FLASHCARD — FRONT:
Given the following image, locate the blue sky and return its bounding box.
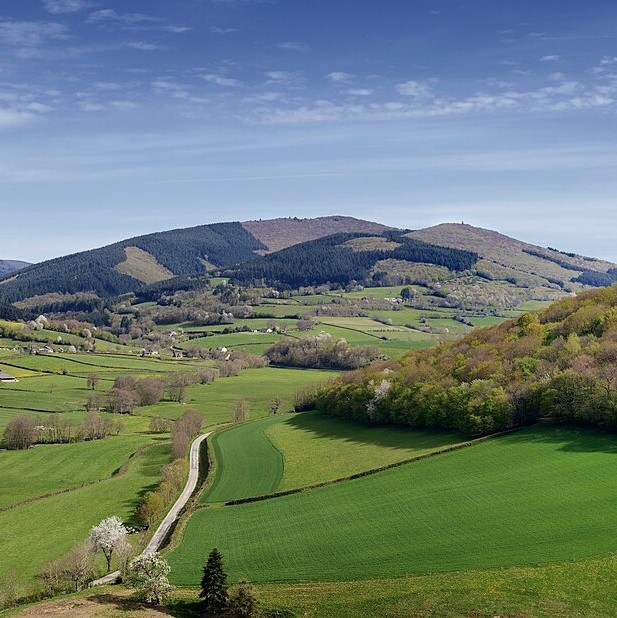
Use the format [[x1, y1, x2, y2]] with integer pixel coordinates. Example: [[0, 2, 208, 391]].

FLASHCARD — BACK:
[[1, 0, 617, 262]]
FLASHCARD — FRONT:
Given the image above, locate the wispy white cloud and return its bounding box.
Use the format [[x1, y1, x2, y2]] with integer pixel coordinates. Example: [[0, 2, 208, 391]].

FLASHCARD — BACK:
[[0, 107, 37, 129], [327, 71, 353, 83], [256, 67, 617, 125], [347, 88, 374, 96], [42, 0, 95, 14], [277, 41, 309, 52], [0, 19, 69, 47], [541, 55, 561, 62], [127, 41, 162, 51], [203, 73, 241, 87], [87, 9, 161, 25], [265, 71, 302, 86], [395, 80, 434, 98], [211, 26, 239, 34]]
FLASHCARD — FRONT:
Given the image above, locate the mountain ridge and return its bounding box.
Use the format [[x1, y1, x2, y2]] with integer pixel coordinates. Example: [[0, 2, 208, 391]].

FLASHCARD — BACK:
[[0, 216, 391, 306]]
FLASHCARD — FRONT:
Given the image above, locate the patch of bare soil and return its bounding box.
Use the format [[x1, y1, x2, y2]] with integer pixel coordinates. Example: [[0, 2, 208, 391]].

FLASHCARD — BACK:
[[13, 589, 172, 617]]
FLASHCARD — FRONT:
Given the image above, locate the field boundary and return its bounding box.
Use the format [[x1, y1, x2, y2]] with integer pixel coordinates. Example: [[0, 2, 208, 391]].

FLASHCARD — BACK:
[[0, 446, 145, 514], [219, 426, 523, 507]]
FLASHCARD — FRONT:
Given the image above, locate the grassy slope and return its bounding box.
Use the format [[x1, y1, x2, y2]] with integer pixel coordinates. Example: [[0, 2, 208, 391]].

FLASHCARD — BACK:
[[0, 435, 153, 509], [140, 367, 336, 425], [254, 554, 617, 617], [10, 555, 617, 617], [201, 417, 284, 503], [0, 439, 169, 585], [201, 413, 462, 503], [267, 412, 464, 490], [168, 426, 617, 584]]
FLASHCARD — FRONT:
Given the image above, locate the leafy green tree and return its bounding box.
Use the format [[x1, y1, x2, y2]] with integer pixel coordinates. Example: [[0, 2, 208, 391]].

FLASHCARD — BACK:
[[200, 548, 228, 614]]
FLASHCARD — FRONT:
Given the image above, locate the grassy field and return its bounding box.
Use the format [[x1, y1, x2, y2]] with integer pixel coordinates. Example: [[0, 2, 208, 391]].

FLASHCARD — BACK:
[[200, 412, 464, 502], [0, 439, 170, 585], [0, 435, 153, 509], [267, 413, 464, 490], [168, 425, 617, 584], [11, 552, 617, 617], [201, 416, 284, 503], [139, 367, 336, 426]]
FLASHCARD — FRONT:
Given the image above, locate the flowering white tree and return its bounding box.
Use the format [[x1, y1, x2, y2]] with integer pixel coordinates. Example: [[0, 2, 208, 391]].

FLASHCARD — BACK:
[[88, 516, 128, 572], [126, 552, 172, 604]]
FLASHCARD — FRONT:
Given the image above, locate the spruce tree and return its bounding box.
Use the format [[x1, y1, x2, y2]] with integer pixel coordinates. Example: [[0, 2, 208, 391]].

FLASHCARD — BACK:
[[200, 548, 229, 614]]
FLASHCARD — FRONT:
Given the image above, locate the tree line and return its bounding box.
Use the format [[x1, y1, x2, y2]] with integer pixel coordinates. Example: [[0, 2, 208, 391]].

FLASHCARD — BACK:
[[311, 285, 617, 435]]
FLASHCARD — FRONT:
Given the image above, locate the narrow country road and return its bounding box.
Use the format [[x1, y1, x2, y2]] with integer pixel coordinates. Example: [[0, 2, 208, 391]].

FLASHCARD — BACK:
[[91, 431, 211, 586]]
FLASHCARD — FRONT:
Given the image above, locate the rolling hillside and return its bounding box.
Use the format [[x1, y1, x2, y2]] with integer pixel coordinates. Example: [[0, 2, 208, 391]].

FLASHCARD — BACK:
[[0, 260, 30, 278], [0, 216, 389, 306], [230, 223, 617, 310], [409, 223, 617, 288], [242, 215, 392, 252]]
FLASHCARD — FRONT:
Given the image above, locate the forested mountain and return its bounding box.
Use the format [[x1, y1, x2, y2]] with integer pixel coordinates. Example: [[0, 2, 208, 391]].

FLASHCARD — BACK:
[[0, 217, 388, 306], [408, 223, 617, 290], [229, 232, 478, 288], [313, 285, 617, 436], [0, 260, 30, 278], [1, 219, 615, 311]]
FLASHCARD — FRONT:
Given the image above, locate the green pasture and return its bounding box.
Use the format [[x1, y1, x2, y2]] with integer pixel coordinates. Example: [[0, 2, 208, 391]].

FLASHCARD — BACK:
[[341, 286, 407, 299], [0, 374, 90, 412], [0, 434, 154, 509], [290, 294, 338, 305], [267, 412, 464, 489], [254, 554, 617, 618], [182, 318, 299, 333], [200, 412, 463, 503], [0, 438, 170, 585], [201, 416, 284, 503], [253, 304, 307, 318], [181, 331, 284, 350], [169, 426, 617, 584], [139, 367, 336, 427], [317, 316, 403, 332]]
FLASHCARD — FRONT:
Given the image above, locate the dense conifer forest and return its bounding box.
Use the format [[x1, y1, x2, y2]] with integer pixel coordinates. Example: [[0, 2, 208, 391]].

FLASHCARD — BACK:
[[230, 232, 478, 288], [0, 223, 266, 303]]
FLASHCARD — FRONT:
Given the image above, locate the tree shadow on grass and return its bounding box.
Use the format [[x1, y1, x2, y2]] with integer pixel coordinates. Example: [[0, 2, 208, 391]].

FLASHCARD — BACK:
[[498, 423, 617, 455], [283, 412, 617, 456], [280, 411, 462, 451], [91, 592, 172, 615]]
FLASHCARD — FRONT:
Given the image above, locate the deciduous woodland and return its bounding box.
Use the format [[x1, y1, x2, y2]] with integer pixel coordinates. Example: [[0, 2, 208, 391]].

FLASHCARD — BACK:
[[314, 286, 617, 435]]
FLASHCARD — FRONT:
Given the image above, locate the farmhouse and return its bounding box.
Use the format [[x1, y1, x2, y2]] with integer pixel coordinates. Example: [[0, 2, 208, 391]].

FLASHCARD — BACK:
[[0, 371, 18, 383]]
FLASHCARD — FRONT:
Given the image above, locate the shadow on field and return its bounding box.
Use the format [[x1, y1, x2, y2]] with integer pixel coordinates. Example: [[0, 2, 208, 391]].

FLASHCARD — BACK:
[[92, 592, 171, 614], [501, 424, 617, 455], [283, 413, 617, 456], [281, 411, 460, 450]]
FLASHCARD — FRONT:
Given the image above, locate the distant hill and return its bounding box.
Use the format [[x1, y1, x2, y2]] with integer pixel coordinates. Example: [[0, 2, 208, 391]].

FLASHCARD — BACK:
[[229, 223, 617, 310], [0, 216, 391, 306], [242, 216, 392, 252], [0, 260, 30, 278], [408, 223, 617, 289], [230, 231, 478, 289]]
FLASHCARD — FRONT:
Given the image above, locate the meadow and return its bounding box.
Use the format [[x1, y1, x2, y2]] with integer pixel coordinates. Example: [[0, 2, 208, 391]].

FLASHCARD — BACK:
[[0, 435, 154, 509], [200, 412, 465, 504], [0, 439, 169, 585], [168, 425, 617, 584]]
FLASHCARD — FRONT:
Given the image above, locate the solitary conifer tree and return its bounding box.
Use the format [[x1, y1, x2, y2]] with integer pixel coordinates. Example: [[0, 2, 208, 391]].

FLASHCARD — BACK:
[[200, 548, 228, 613]]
